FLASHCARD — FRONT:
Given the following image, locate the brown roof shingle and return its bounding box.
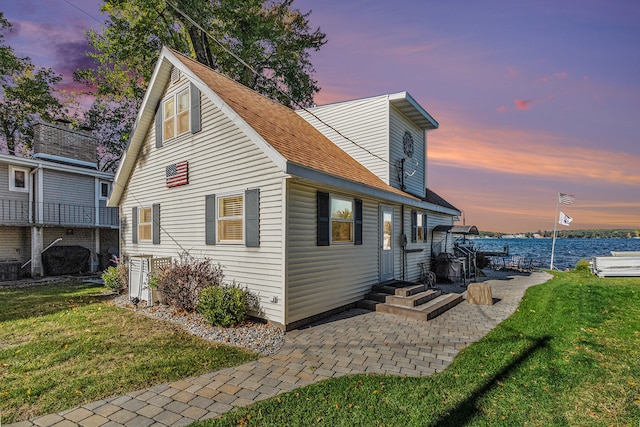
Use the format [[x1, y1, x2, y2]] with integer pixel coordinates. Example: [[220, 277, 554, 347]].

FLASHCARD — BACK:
[[170, 49, 412, 199]]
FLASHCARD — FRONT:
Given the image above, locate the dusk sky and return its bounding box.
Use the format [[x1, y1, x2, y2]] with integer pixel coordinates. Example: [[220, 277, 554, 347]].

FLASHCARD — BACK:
[[3, 0, 639, 233]]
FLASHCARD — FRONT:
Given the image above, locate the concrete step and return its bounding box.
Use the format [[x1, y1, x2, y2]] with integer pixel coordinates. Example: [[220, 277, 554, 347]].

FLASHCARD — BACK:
[[364, 292, 389, 303], [384, 289, 441, 307], [373, 293, 463, 321], [356, 299, 381, 311], [418, 293, 464, 320], [373, 283, 426, 297]]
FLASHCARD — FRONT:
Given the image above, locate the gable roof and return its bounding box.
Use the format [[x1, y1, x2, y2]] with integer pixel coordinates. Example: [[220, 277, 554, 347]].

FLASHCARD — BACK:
[[110, 47, 459, 216]]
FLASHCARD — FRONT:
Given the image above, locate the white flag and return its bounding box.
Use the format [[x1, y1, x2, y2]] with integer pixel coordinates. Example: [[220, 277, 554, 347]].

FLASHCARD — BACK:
[[559, 193, 575, 204], [559, 211, 573, 226]]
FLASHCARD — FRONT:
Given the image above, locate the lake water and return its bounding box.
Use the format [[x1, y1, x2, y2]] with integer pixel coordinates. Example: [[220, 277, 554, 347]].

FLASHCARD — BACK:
[[470, 238, 640, 271]]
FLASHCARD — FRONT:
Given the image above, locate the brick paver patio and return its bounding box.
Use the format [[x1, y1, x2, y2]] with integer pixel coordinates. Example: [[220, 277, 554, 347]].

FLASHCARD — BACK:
[[7, 270, 551, 427]]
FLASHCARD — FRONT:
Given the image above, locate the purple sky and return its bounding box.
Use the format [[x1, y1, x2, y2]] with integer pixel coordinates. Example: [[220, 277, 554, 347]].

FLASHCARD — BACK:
[[4, 0, 639, 232]]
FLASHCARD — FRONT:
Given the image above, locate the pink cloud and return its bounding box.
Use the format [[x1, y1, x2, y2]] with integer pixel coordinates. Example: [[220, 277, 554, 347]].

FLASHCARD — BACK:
[[514, 99, 533, 110], [496, 105, 507, 112], [555, 71, 568, 78]]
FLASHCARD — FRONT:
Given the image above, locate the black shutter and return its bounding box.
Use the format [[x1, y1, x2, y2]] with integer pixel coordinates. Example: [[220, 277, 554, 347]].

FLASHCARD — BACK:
[[132, 207, 138, 244], [245, 189, 260, 247], [205, 194, 216, 245], [317, 192, 330, 246], [152, 203, 161, 244], [411, 210, 418, 243], [423, 214, 428, 242], [190, 83, 201, 133], [155, 105, 163, 148], [354, 198, 363, 245]]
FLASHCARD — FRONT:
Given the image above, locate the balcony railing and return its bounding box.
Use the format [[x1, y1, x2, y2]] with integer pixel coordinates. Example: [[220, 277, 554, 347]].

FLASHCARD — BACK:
[[0, 198, 119, 227]]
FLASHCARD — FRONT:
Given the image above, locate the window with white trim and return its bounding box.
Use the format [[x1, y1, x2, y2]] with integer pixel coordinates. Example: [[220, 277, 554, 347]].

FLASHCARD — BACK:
[[162, 88, 190, 142], [217, 193, 244, 243], [331, 195, 354, 243], [138, 207, 152, 242], [99, 181, 111, 199], [417, 214, 425, 241], [9, 166, 29, 192]]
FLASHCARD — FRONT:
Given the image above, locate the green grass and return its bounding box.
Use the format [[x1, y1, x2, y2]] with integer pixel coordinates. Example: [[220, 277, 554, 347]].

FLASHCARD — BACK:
[[197, 271, 640, 426], [0, 281, 258, 423]]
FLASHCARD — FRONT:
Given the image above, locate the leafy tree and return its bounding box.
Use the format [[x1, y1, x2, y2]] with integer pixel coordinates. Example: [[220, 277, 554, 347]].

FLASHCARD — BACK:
[[76, 0, 326, 171], [0, 14, 64, 155]]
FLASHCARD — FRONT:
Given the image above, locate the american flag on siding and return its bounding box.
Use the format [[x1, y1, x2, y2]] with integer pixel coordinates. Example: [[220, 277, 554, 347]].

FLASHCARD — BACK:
[[166, 161, 189, 188]]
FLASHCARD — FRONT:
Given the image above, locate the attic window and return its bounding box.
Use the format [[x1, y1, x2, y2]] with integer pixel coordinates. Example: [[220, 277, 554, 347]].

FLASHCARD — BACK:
[[170, 67, 180, 83], [162, 88, 190, 141]]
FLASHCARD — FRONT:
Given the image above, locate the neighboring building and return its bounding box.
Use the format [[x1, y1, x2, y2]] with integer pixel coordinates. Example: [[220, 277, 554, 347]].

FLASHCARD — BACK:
[[109, 47, 460, 329], [0, 122, 119, 280]]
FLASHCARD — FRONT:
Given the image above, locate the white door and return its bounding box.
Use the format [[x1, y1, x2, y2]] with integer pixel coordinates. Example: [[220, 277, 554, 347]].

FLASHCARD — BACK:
[[380, 205, 394, 282]]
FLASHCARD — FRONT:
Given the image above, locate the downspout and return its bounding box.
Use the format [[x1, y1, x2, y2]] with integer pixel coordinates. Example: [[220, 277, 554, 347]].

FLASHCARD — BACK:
[[401, 205, 405, 280]]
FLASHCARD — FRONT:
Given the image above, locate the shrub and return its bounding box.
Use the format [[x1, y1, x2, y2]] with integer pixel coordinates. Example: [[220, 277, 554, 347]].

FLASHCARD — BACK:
[[197, 284, 251, 327], [575, 258, 591, 272], [101, 258, 128, 294], [156, 254, 224, 312]]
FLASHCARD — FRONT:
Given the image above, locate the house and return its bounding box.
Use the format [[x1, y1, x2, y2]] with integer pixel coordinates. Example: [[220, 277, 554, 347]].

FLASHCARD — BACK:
[[109, 47, 461, 329], [0, 122, 119, 280]]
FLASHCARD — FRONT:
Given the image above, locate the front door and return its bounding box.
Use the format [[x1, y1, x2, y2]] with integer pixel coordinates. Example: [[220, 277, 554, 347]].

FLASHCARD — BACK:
[[380, 205, 394, 282]]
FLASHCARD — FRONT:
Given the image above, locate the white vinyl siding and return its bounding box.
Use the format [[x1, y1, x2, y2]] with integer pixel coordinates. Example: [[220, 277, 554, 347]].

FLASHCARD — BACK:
[[297, 96, 390, 182], [389, 105, 425, 197], [0, 226, 30, 263], [286, 181, 380, 325], [119, 89, 287, 324], [42, 170, 95, 207]]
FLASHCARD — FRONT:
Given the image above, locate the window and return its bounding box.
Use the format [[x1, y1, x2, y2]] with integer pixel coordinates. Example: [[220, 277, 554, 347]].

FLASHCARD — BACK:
[[162, 88, 190, 142], [100, 181, 111, 199], [317, 192, 362, 246], [331, 196, 354, 243], [411, 211, 428, 243], [9, 166, 29, 192], [138, 207, 152, 242], [217, 193, 244, 243], [417, 214, 425, 241]]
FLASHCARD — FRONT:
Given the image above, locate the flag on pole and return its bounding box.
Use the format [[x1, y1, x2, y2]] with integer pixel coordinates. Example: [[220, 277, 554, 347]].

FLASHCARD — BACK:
[[559, 211, 573, 226], [166, 161, 189, 188], [559, 193, 575, 204]]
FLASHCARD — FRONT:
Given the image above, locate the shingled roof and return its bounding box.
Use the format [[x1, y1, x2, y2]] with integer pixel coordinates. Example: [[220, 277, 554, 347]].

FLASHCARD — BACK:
[[169, 49, 411, 197], [110, 47, 459, 216]]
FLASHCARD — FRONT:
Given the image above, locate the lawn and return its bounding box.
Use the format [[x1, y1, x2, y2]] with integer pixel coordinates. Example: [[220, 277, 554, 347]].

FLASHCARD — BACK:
[[0, 281, 258, 423], [197, 270, 640, 426]]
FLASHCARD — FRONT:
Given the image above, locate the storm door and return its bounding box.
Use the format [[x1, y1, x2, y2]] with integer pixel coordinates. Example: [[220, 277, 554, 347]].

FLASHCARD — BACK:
[[380, 205, 394, 282]]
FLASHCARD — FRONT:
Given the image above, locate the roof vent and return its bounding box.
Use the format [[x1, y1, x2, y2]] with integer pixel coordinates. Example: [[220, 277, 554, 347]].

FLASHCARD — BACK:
[[170, 67, 180, 83]]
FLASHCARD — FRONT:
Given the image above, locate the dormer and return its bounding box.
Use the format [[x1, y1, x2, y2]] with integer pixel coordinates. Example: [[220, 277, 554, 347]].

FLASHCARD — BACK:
[[296, 92, 438, 199]]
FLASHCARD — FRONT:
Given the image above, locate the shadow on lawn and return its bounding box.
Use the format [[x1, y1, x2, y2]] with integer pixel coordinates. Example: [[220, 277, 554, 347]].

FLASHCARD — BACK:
[[430, 335, 553, 427], [0, 282, 113, 322]]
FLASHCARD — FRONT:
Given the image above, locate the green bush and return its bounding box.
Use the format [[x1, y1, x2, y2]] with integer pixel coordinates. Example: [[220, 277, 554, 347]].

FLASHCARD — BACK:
[[575, 258, 591, 272], [197, 284, 250, 327], [101, 262, 128, 294]]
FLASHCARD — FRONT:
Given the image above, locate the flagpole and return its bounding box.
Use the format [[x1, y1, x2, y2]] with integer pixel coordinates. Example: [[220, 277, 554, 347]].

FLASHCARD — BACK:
[[550, 192, 559, 270]]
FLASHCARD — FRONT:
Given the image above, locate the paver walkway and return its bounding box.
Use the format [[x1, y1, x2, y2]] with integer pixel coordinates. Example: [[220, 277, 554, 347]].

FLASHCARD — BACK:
[[7, 270, 551, 427]]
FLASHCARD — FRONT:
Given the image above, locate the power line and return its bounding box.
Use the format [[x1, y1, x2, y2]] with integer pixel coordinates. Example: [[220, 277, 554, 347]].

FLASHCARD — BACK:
[[60, 0, 104, 25], [165, 0, 393, 168]]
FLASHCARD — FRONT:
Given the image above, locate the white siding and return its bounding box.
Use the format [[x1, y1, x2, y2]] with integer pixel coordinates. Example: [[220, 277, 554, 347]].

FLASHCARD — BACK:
[[0, 226, 30, 263], [44, 227, 95, 252], [43, 170, 95, 206], [120, 78, 288, 325], [285, 181, 381, 325], [389, 105, 425, 197], [297, 96, 390, 182]]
